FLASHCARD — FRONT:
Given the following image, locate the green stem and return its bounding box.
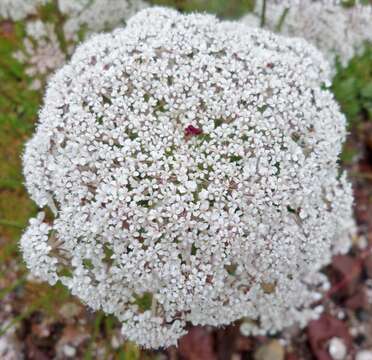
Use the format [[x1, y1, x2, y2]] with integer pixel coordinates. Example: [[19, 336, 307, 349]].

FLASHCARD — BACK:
[[275, 7, 289, 32], [84, 312, 104, 359], [260, 0, 267, 27]]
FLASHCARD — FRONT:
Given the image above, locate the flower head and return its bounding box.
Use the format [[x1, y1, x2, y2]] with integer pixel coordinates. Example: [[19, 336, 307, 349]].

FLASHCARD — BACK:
[[0, 0, 46, 20], [11, 0, 149, 89], [243, 0, 372, 69], [22, 7, 354, 348]]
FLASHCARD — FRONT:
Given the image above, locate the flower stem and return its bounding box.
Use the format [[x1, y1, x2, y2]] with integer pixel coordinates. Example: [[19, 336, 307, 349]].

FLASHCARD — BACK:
[[260, 0, 267, 27]]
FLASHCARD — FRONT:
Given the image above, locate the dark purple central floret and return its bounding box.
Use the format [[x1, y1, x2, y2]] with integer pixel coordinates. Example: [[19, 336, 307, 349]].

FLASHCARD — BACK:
[[184, 125, 203, 138]]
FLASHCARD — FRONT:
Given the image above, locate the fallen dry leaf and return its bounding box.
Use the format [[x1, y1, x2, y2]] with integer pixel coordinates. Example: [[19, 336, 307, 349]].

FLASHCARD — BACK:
[[307, 314, 352, 360], [179, 326, 216, 360], [330, 255, 362, 299]]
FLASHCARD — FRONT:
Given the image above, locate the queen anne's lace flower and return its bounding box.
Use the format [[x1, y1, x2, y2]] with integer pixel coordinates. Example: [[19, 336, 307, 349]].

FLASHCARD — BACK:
[[59, 0, 148, 41], [12, 0, 148, 89], [21, 7, 355, 348], [243, 0, 372, 68], [20, 212, 59, 285], [0, 0, 46, 20], [13, 21, 67, 90]]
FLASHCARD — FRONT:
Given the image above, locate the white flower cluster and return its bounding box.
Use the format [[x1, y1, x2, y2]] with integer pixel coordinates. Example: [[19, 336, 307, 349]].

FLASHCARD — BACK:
[[13, 21, 67, 90], [243, 0, 372, 68], [59, 0, 148, 40], [11, 0, 148, 89], [21, 7, 355, 348], [0, 0, 46, 20], [20, 212, 59, 285]]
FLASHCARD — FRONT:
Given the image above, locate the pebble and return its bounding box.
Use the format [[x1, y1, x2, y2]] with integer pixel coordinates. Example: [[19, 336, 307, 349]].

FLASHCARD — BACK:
[[59, 302, 81, 319], [231, 354, 241, 360], [357, 235, 368, 250], [111, 335, 122, 349], [328, 337, 347, 360], [356, 350, 372, 360], [337, 310, 346, 320], [254, 340, 284, 360], [63, 344, 76, 358], [0, 333, 22, 360], [350, 327, 361, 337], [278, 338, 287, 346]]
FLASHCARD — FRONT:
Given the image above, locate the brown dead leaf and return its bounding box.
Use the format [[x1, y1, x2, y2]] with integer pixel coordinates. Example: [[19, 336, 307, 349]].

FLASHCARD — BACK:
[[362, 122, 372, 152], [353, 185, 371, 227], [0, 20, 14, 38], [56, 325, 90, 347], [307, 314, 352, 360], [235, 336, 254, 352], [31, 322, 51, 338], [25, 335, 50, 360], [330, 255, 362, 298], [285, 353, 301, 360], [179, 326, 216, 360], [345, 288, 367, 310], [364, 254, 372, 278]]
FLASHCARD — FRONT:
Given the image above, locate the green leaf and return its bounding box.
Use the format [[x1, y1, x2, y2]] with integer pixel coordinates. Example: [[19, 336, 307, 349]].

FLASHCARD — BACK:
[[361, 83, 372, 99]]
